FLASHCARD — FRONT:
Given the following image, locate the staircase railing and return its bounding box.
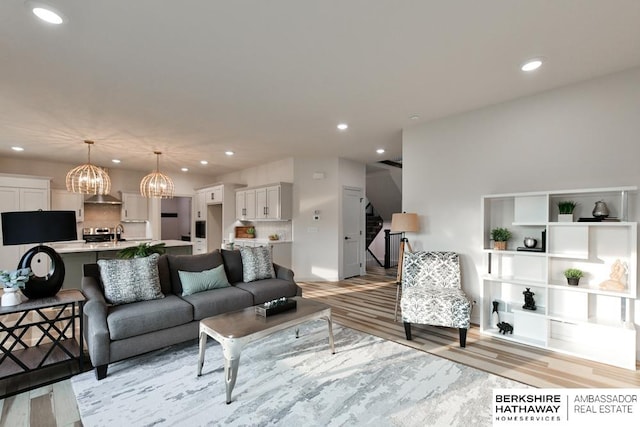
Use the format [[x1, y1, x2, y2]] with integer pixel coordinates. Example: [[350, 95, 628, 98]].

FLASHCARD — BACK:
[[384, 229, 402, 269]]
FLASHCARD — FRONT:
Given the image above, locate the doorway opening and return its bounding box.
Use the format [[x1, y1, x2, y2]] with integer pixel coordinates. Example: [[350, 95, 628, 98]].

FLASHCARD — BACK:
[[161, 197, 192, 241]]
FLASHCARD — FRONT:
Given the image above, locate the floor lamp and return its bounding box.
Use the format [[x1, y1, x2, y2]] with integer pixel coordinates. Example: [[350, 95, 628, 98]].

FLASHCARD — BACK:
[[391, 212, 419, 321]]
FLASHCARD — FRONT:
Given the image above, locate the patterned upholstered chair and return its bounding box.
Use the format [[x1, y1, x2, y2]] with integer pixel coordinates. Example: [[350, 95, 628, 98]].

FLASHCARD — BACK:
[[400, 251, 472, 347]]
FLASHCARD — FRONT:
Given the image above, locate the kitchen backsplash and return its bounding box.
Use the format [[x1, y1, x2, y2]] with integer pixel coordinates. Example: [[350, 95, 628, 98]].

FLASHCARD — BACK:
[[233, 221, 292, 241], [84, 204, 147, 238]]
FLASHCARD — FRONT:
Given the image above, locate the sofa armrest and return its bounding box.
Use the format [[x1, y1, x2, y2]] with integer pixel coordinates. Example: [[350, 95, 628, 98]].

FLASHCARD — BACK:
[[82, 275, 111, 367], [273, 263, 294, 282]]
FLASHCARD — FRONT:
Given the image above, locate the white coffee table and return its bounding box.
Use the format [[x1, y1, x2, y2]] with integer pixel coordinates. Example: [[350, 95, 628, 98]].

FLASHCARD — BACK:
[[197, 297, 335, 403]]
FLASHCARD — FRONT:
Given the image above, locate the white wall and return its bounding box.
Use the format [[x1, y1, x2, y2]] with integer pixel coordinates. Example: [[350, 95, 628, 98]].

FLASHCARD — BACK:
[[402, 67, 640, 357]]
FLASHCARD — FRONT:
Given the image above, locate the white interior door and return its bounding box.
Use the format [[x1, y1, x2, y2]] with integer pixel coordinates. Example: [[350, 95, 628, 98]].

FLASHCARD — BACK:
[[342, 187, 363, 279]]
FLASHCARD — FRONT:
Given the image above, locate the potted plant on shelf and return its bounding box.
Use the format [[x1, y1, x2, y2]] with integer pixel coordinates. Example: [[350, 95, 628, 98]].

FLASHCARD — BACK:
[[557, 201, 577, 222], [0, 268, 32, 306], [490, 227, 511, 250], [564, 268, 584, 286], [246, 227, 255, 238], [117, 242, 167, 259]]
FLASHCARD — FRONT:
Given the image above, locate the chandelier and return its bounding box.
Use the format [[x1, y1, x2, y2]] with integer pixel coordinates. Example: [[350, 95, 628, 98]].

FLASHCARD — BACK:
[[66, 140, 111, 194], [140, 151, 175, 198]]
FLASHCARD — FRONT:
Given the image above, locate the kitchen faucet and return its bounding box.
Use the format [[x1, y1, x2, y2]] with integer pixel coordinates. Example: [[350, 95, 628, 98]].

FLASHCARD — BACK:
[[114, 223, 125, 243]]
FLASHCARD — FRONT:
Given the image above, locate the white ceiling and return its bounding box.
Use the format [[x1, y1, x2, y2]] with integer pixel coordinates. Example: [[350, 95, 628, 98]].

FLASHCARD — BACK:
[[1, 1, 640, 176]]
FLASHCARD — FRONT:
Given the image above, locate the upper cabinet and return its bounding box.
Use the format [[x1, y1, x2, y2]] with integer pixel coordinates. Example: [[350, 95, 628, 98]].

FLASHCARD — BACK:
[[205, 185, 223, 204], [194, 191, 206, 220], [236, 183, 292, 221], [120, 192, 148, 222], [51, 189, 84, 222]]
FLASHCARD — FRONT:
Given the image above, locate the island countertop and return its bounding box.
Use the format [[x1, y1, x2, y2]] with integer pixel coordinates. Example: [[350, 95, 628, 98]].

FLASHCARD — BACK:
[[52, 239, 193, 254]]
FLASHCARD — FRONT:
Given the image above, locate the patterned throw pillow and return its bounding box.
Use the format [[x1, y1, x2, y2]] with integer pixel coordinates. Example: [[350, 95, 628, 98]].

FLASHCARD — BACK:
[[239, 246, 276, 283], [178, 265, 231, 296], [98, 253, 164, 305]]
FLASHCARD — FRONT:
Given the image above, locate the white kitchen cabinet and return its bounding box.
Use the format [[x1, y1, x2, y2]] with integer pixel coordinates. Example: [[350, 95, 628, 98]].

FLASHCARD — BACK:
[[205, 185, 223, 204], [194, 191, 206, 220], [481, 186, 637, 369], [0, 174, 50, 271], [235, 183, 291, 221], [193, 238, 207, 254], [236, 189, 256, 220], [51, 189, 84, 222], [120, 192, 148, 221]]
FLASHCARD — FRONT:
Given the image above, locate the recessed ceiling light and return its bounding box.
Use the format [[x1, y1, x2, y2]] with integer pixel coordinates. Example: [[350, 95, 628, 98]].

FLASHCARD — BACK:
[[29, 3, 64, 25], [225, 151, 235, 156], [200, 160, 208, 165], [521, 58, 544, 72], [111, 159, 121, 164], [11, 146, 25, 151], [376, 149, 385, 154], [337, 123, 348, 131], [409, 114, 420, 121], [181, 167, 189, 172]]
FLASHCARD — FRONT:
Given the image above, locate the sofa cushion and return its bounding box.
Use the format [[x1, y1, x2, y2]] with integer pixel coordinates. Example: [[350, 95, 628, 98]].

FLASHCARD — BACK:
[[239, 246, 276, 282], [157, 254, 172, 294], [235, 278, 299, 305], [167, 251, 223, 295], [221, 249, 243, 284], [180, 286, 254, 320], [107, 295, 193, 340], [178, 265, 230, 296], [98, 254, 164, 305]]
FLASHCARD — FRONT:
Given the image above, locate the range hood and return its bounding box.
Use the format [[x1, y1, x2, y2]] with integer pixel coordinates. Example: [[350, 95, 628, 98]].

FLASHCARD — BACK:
[[84, 194, 122, 205]]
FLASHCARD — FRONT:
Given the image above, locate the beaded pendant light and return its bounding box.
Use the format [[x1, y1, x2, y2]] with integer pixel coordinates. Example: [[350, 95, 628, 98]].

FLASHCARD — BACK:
[[65, 140, 111, 194], [140, 151, 174, 198]]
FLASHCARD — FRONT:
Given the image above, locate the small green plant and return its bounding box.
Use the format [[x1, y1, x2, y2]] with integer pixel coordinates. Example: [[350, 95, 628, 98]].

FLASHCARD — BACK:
[[490, 227, 512, 242], [563, 268, 584, 279], [558, 201, 577, 214], [117, 242, 167, 259], [0, 268, 33, 289], [247, 227, 255, 236]]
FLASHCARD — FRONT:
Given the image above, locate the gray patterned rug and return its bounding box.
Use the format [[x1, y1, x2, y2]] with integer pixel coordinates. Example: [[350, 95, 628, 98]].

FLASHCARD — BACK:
[[71, 322, 528, 426]]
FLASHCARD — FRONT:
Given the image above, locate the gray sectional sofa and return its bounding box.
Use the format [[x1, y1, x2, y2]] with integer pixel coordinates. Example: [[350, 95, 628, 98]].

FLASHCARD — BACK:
[[82, 249, 301, 380]]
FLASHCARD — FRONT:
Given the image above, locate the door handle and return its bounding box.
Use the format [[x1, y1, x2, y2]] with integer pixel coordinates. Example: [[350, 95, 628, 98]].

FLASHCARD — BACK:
[[344, 236, 350, 240]]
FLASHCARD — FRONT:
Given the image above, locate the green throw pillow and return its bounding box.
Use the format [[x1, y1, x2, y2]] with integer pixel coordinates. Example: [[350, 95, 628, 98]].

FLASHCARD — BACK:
[[178, 265, 231, 296]]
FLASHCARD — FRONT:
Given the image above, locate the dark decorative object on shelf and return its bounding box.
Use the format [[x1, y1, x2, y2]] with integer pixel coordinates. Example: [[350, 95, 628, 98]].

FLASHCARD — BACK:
[[522, 287, 537, 311], [517, 230, 546, 252], [491, 301, 500, 327], [255, 297, 297, 317], [497, 322, 513, 334], [592, 200, 610, 219], [1, 210, 77, 299]]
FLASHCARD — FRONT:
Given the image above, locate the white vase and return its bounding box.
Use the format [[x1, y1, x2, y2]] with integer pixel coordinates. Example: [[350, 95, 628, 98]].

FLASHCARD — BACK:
[[1, 288, 22, 306], [558, 214, 573, 222]]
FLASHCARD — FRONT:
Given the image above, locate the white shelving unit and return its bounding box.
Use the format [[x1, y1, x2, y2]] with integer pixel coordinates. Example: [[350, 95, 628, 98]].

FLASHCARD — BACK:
[[481, 186, 637, 370]]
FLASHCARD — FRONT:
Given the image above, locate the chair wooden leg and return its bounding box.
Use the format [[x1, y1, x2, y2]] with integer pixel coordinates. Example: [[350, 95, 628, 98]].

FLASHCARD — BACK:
[[459, 328, 467, 348], [404, 322, 412, 340], [394, 282, 401, 321]]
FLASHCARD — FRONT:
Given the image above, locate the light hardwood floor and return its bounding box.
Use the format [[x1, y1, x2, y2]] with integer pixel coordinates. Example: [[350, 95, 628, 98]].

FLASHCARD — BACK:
[[2, 269, 639, 426]]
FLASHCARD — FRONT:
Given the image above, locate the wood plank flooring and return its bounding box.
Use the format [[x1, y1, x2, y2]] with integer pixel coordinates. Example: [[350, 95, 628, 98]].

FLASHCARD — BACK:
[[2, 268, 639, 426]]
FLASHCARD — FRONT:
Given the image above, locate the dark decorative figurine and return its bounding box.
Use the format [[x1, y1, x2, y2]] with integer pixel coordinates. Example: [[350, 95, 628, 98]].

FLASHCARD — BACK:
[[522, 287, 537, 311], [497, 322, 513, 334]]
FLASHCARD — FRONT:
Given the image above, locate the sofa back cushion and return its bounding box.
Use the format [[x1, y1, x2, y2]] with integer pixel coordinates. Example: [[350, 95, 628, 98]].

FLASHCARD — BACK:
[[97, 253, 164, 305], [221, 249, 244, 284], [167, 250, 224, 295], [157, 254, 172, 294]]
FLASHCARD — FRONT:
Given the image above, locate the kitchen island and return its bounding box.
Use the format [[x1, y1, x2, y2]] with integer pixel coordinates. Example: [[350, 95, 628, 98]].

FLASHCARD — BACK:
[[51, 240, 193, 291]]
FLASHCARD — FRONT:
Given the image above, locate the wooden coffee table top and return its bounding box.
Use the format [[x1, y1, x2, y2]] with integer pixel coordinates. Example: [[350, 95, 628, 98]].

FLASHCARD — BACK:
[[200, 297, 330, 339]]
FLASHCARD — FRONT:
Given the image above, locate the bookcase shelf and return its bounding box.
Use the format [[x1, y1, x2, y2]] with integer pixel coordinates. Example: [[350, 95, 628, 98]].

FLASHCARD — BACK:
[[481, 186, 637, 370]]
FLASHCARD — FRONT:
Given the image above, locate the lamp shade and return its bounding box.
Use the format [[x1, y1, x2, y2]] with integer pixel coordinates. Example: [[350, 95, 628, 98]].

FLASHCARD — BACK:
[[391, 213, 419, 233], [1, 210, 77, 245]]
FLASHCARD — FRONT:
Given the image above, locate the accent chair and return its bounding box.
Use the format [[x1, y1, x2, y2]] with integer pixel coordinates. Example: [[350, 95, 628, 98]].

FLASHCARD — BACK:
[[400, 251, 472, 347]]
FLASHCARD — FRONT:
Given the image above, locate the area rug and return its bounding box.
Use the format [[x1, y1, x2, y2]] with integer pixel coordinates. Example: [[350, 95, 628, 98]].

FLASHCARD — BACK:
[[71, 322, 528, 426]]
